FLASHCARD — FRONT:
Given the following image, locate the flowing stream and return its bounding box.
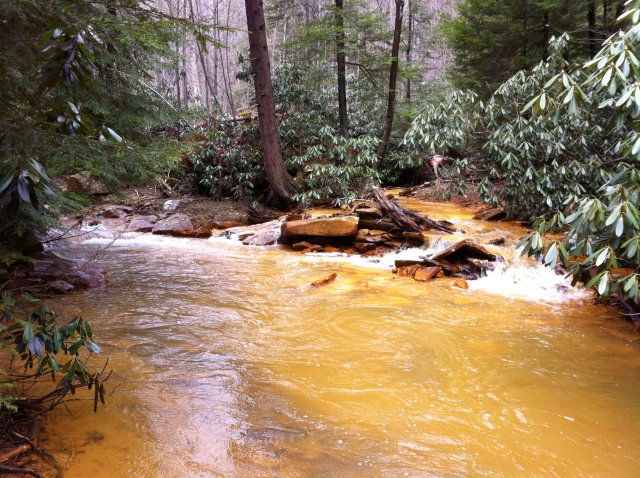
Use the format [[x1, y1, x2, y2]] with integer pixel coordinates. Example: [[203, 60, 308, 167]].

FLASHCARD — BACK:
[[44, 199, 640, 477]]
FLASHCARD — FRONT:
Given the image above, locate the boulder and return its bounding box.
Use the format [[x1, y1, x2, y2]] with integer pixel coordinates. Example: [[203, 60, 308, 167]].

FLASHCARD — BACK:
[[281, 216, 359, 241], [48, 280, 75, 294], [234, 219, 283, 246], [473, 207, 506, 221], [69, 268, 108, 288], [152, 214, 194, 236], [66, 171, 109, 195], [163, 199, 182, 212], [242, 227, 281, 246], [128, 215, 158, 233]]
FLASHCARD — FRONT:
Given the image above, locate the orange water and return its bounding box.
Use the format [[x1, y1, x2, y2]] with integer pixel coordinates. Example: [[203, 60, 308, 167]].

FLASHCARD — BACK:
[[44, 200, 640, 477]]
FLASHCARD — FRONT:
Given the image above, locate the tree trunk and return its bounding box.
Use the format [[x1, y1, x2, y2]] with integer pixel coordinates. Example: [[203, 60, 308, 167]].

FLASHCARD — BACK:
[[181, 0, 188, 108], [405, 0, 413, 102], [377, 0, 404, 162], [542, 11, 550, 61], [244, 0, 292, 209], [588, 1, 597, 58], [335, 0, 349, 137]]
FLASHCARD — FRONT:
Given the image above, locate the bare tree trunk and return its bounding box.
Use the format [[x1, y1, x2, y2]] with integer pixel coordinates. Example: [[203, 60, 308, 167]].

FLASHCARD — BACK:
[[181, 0, 188, 109], [588, 1, 597, 58], [377, 0, 404, 162], [188, 0, 222, 113], [244, 0, 292, 209], [405, 0, 412, 102], [542, 11, 550, 61], [173, 0, 182, 108], [335, 0, 349, 137], [222, 0, 237, 118]]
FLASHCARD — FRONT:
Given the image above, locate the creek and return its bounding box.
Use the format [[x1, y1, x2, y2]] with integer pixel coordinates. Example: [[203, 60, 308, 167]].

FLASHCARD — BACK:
[[44, 199, 640, 477]]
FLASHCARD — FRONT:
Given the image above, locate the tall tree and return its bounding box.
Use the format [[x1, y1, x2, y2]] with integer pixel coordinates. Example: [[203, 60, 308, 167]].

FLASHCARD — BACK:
[[405, 0, 413, 102], [588, 1, 597, 58], [244, 0, 292, 209], [378, 0, 404, 161], [335, 0, 349, 137]]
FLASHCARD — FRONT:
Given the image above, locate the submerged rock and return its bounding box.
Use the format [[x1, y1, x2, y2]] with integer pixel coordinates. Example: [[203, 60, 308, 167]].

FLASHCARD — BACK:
[[47, 280, 75, 293], [453, 278, 469, 290], [281, 216, 359, 242], [152, 214, 194, 236], [311, 273, 337, 287]]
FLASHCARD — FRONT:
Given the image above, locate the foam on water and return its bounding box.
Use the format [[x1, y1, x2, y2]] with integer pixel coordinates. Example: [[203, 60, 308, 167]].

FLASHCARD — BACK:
[[78, 224, 587, 303], [469, 253, 590, 302]]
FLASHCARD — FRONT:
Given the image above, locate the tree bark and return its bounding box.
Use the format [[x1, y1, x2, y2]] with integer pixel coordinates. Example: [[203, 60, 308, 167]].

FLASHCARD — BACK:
[[542, 11, 550, 61], [335, 0, 349, 137], [588, 1, 597, 58], [377, 0, 404, 162], [405, 0, 413, 102], [244, 0, 292, 209]]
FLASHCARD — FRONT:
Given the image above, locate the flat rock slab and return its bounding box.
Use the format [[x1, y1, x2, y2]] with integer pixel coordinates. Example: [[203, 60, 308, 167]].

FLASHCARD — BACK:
[[281, 216, 359, 241], [431, 240, 498, 263], [152, 214, 194, 236], [473, 207, 506, 221]]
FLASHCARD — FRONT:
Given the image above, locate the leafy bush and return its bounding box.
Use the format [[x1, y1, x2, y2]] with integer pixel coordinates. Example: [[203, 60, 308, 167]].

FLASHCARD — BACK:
[[289, 126, 380, 206], [405, 1, 640, 304], [190, 118, 266, 199], [191, 64, 409, 205], [0, 293, 106, 411]]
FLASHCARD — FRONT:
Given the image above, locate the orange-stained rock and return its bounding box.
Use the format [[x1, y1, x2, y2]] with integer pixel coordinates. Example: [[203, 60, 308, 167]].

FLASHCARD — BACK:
[[473, 207, 506, 221], [311, 273, 337, 287], [292, 241, 318, 251], [281, 216, 359, 241], [453, 278, 469, 290], [211, 220, 248, 229], [413, 266, 442, 282], [152, 214, 194, 236], [323, 246, 341, 253], [398, 265, 421, 277], [301, 245, 324, 253]]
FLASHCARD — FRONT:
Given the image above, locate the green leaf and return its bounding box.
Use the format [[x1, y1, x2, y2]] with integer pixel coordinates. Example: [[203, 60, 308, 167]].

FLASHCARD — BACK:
[[597, 273, 609, 295], [615, 217, 624, 237], [595, 248, 609, 266]]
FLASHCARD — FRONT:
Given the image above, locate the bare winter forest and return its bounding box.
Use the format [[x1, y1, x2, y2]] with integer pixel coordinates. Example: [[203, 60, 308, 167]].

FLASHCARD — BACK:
[[157, 0, 460, 114]]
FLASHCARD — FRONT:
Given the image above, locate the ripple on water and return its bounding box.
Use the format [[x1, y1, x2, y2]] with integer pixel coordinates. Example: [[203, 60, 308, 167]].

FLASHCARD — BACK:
[[44, 203, 640, 477]]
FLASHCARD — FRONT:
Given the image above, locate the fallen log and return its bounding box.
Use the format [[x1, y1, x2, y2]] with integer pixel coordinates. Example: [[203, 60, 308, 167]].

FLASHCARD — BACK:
[[370, 187, 455, 234]]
